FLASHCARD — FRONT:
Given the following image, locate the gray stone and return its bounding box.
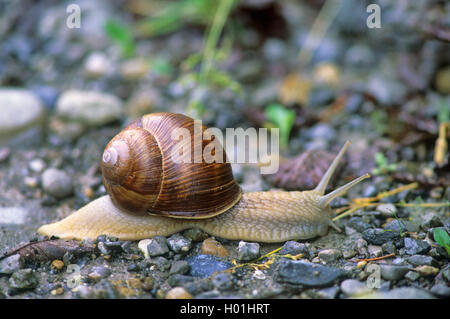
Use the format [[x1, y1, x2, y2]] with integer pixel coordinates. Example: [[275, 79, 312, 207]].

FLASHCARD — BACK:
[[167, 234, 192, 254], [376, 203, 397, 217], [356, 238, 368, 256], [0, 88, 45, 142], [0, 254, 21, 274], [367, 245, 383, 257], [340, 279, 372, 297], [316, 286, 339, 299], [187, 254, 233, 278], [379, 264, 409, 281], [146, 236, 169, 257], [406, 255, 437, 267], [420, 212, 442, 230], [41, 168, 73, 199], [147, 256, 170, 271], [276, 260, 345, 287], [0, 207, 27, 225], [381, 242, 397, 255], [9, 269, 39, 290], [404, 271, 420, 281], [57, 90, 123, 126], [347, 217, 371, 232], [167, 274, 195, 287], [279, 241, 309, 257], [169, 260, 190, 275], [88, 266, 111, 281], [404, 238, 431, 255], [212, 273, 233, 291], [83, 52, 112, 78], [377, 287, 435, 299], [362, 228, 401, 245], [430, 283, 450, 297], [318, 249, 342, 263], [237, 241, 260, 261]]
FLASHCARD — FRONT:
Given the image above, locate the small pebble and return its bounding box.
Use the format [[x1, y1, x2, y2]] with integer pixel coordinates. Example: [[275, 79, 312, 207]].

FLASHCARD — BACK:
[[87, 266, 111, 282], [367, 245, 383, 257], [420, 212, 442, 230], [169, 260, 190, 275], [212, 273, 233, 291], [237, 241, 260, 261], [167, 234, 192, 254], [0, 207, 27, 225], [276, 260, 344, 287], [29, 158, 46, 173], [0, 147, 11, 162], [201, 237, 229, 257], [318, 249, 342, 263], [279, 241, 309, 257], [376, 203, 397, 217], [362, 228, 401, 245], [405, 270, 420, 281], [187, 255, 233, 278], [430, 283, 450, 298], [83, 52, 112, 78], [165, 287, 193, 299], [9, 269, 39, 290], [356, 238, 368, 256], [146, 236, 169, 257], [316, 286, 340, 299], [404, 238, 431, 255], [340, 279, 372, 297], [147, 256, 171, 271], [381, 242, 397, 255], [126, 278, 142, 289], [41, 168, 73, 199], [406, 255, 436, 267], [0, 254, 21, 274], [51, 287, 64, 296], [56, 90, 123, 127], [379, 264, 409, 281], [138, 239, 152, 258], [414, 265, 439, 277]]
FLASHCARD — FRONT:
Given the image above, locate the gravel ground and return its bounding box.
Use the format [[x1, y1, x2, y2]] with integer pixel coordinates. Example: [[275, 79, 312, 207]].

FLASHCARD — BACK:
[[0, 0, 449, 299]]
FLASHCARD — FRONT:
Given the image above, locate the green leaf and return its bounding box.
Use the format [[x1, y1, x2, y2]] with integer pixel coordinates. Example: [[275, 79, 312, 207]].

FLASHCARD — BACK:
[[104, 19, 135, 57], [264, 104, 295, 148], [433, 228, 450, 255], [151, 58, 173, 77]]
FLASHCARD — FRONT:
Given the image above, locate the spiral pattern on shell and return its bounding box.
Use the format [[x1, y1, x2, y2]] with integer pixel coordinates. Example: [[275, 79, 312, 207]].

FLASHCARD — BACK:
[[101, 113, 242, 218]]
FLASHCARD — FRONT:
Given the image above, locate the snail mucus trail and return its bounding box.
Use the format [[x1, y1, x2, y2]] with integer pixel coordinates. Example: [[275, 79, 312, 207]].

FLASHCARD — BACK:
[[38, 112, 370, 243]]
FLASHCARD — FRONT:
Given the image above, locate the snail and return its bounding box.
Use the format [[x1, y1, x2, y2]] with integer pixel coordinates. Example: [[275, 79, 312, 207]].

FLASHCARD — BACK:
[[38, 112, 370, 242]]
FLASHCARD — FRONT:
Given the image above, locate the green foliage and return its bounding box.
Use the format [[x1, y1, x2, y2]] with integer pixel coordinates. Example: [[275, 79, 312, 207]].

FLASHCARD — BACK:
[[433, 228, 450, 255], [264, 104, 295, 148], [185, 0, 237, 118], [151, 57, 174, 77], [104, 19, 135, 57], [370, 109, 388, 135], [371, 152, 397, 175], [436, 96, 450, 123], [136, 0, 219, 37]]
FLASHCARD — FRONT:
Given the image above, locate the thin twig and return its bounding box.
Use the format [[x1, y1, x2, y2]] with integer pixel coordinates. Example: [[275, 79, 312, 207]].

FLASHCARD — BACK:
[[356, 253, 395, 263]]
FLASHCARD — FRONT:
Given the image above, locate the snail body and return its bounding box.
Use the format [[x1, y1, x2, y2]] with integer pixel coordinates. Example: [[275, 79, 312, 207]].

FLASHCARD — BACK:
[[38, 113, 369, 242]]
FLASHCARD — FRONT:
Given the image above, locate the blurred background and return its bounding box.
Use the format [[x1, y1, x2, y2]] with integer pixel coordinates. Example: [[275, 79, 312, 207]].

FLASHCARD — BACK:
[[0, 0, 449, 299]]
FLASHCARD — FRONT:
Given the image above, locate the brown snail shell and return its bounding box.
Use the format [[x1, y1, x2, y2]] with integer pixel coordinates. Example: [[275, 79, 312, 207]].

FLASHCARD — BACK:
[[101, 112, 242, 218]]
